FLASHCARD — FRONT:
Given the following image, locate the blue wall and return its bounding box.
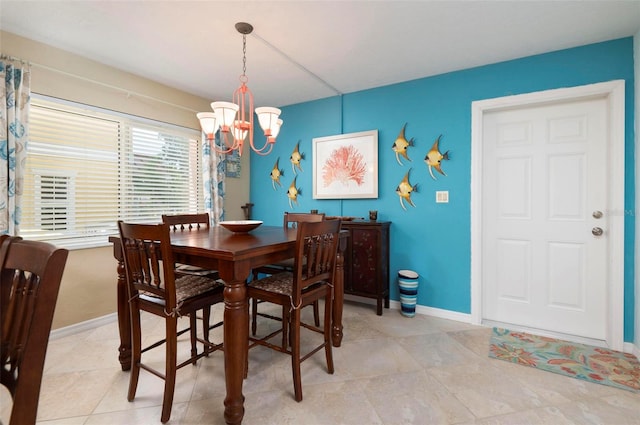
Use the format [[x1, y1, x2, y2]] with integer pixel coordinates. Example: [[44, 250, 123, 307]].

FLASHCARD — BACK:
[[250, 38, 636, 342]]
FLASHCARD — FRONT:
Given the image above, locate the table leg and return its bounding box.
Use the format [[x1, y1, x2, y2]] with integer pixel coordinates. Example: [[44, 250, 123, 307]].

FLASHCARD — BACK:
[[113, 244, 131, 371], [222, 275, 249, 425], [332, 235, 346, 347]]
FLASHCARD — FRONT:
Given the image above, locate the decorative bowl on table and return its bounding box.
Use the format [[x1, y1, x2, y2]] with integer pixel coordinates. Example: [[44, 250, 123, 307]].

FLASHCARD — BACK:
[[219, 220, 263, 233]]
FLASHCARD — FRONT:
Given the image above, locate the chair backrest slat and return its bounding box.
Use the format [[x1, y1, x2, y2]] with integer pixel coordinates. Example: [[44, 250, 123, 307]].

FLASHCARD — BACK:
[[118, 221, 177, 307], [292, 220, 341, 302], [0, 236, 68, 425]]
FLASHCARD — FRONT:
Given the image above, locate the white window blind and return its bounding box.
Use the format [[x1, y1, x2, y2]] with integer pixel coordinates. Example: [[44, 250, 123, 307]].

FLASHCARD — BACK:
[[21, 96, 203, 249]]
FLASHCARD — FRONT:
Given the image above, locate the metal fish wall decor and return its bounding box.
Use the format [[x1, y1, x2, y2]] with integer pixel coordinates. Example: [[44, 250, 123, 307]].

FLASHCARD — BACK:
[[395, 168, 418, 211], [270, 158, 284, 190], [391, 123, 414, 165], [424, 134, 450, 180], [290, 140, 305, 175], [287, 176, 301, 208]]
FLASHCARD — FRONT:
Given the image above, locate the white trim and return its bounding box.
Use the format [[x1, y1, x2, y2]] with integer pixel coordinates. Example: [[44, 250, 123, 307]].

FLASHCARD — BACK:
[[49, 313, 117, 340], [470, 80, 626, 351], [346, 295, 475, 323], [388, 300, 473, 323], [627, 342, 640, 359]]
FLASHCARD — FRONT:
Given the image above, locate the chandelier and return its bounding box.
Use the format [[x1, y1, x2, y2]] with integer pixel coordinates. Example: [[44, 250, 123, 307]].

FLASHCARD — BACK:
[[197, 22, 283, 156]]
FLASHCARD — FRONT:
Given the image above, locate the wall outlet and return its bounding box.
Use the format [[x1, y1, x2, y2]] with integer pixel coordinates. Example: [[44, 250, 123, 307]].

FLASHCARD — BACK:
[[436, 191, 449, 203]]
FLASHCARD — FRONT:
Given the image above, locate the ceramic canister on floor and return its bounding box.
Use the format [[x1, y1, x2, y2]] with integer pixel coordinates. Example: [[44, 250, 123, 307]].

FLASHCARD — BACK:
[[398, 269, 419, 317]]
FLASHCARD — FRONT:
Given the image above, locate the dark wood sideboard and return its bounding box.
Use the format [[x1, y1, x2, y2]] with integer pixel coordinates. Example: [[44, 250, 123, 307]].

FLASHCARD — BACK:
[[342, 220, 390, 315]]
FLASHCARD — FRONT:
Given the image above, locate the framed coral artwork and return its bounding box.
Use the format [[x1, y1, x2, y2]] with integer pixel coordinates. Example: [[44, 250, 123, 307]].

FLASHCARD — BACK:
[[312, 130, 378, 199]]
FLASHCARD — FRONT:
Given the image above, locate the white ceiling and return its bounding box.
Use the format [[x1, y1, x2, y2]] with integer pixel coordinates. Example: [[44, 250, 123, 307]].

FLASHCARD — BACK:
[[2, 1, 639, 108]]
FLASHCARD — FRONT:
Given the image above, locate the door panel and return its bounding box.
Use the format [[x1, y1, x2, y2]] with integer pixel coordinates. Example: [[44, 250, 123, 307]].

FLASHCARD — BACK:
[[496, 239, 531, 302], [497, 156, 531, 218], [547, 242, 585, 310], [482, 97, 607, 340]]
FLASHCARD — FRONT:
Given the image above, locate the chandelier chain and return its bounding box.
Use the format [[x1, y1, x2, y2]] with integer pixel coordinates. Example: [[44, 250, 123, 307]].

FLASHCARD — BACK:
[[242, 34, 247, 77]]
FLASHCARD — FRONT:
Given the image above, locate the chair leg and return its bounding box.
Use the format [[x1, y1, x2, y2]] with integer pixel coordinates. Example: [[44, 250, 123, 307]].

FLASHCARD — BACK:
[[127, 304, 142, 402], [202, 306, 213, 357], [189, 314, 198, 365], [282, 306, 290, 349], [161, 316, 178, 423], [203, 306, 211, 343], [313, 301, 320, 327], [323, 292, 335, 375], [251, 297, 258, 336], [290, 307, 303, 402], [245, 297, 250, 379]]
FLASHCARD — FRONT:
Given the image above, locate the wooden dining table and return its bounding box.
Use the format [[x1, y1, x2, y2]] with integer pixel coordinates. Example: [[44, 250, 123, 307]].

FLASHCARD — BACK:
[[109, 225, 347, 425]]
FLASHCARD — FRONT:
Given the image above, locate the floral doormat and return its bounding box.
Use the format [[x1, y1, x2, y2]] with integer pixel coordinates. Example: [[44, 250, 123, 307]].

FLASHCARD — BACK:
[[489, 327, 640, 393]]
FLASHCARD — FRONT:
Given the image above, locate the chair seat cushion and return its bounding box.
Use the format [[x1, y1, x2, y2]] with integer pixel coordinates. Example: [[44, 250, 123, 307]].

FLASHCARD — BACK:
[[250, 272, 294, 296], [250, 272, 326, 297], [175, 275, 225, 302], [175, 263, 219, 277], [139, 276, 224, 303]]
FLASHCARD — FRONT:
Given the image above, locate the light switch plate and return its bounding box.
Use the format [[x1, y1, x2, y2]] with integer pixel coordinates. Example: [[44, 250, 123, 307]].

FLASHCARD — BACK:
[[436, 191, 449, 203]]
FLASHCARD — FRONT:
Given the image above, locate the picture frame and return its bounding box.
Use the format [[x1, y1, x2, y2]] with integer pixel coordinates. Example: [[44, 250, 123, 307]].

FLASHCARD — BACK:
[[225, 149, 241, 178], [312, 130, 378, 199]]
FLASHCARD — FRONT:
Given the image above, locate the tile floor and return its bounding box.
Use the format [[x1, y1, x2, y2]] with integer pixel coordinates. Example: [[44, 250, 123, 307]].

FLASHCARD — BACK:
[[2, 301, 640, 425]]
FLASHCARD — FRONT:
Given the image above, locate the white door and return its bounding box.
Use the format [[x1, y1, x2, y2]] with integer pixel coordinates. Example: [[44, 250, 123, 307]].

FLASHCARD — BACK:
[[482, 97, 609, 341]]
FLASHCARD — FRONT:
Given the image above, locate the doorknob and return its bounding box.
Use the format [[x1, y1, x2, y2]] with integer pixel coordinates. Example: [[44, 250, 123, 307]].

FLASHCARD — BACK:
[[592, 227, 603, 236], [592, 210, 603, 219]]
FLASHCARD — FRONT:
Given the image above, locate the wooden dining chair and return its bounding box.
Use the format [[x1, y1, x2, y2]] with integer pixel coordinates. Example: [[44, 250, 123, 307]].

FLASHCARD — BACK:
[[1, 236, 68, 425], [162, 212, 210, 231], [0, 234, 15, 265], [117, 221, 224, 423], [250, 212, 325, 347], [161, 212, 218, 275], [248, 219, 341, 402], [162, 213, 222, 343]]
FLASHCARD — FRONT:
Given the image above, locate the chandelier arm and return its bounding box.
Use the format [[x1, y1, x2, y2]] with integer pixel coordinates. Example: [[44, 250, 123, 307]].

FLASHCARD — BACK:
[[217, 131, 241, 153], [223, 133, 239, 150], [214, 146, 235, 155], [210, 141, 235, 155], [251, 141, 275, 156], [248, 136, 275, 154]]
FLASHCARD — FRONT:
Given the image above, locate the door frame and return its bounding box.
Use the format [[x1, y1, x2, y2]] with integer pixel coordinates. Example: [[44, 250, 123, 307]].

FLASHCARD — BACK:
[[470, 80, 625, 351]]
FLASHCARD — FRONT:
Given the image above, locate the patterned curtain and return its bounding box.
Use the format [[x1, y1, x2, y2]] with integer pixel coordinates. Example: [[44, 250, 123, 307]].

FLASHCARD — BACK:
[[0, 57, 31, 236], [202, 137, 225, 225]]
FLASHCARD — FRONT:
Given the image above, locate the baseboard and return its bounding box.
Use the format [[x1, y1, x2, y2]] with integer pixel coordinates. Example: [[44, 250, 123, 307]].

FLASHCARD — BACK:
[[50, 313, 118, 340], [388, 300, 473, 323]]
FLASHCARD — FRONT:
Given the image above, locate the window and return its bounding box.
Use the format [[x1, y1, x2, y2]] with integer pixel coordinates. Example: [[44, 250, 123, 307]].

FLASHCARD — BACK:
[[21, 96, 203, 249], [33, 170, 76, 231]]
